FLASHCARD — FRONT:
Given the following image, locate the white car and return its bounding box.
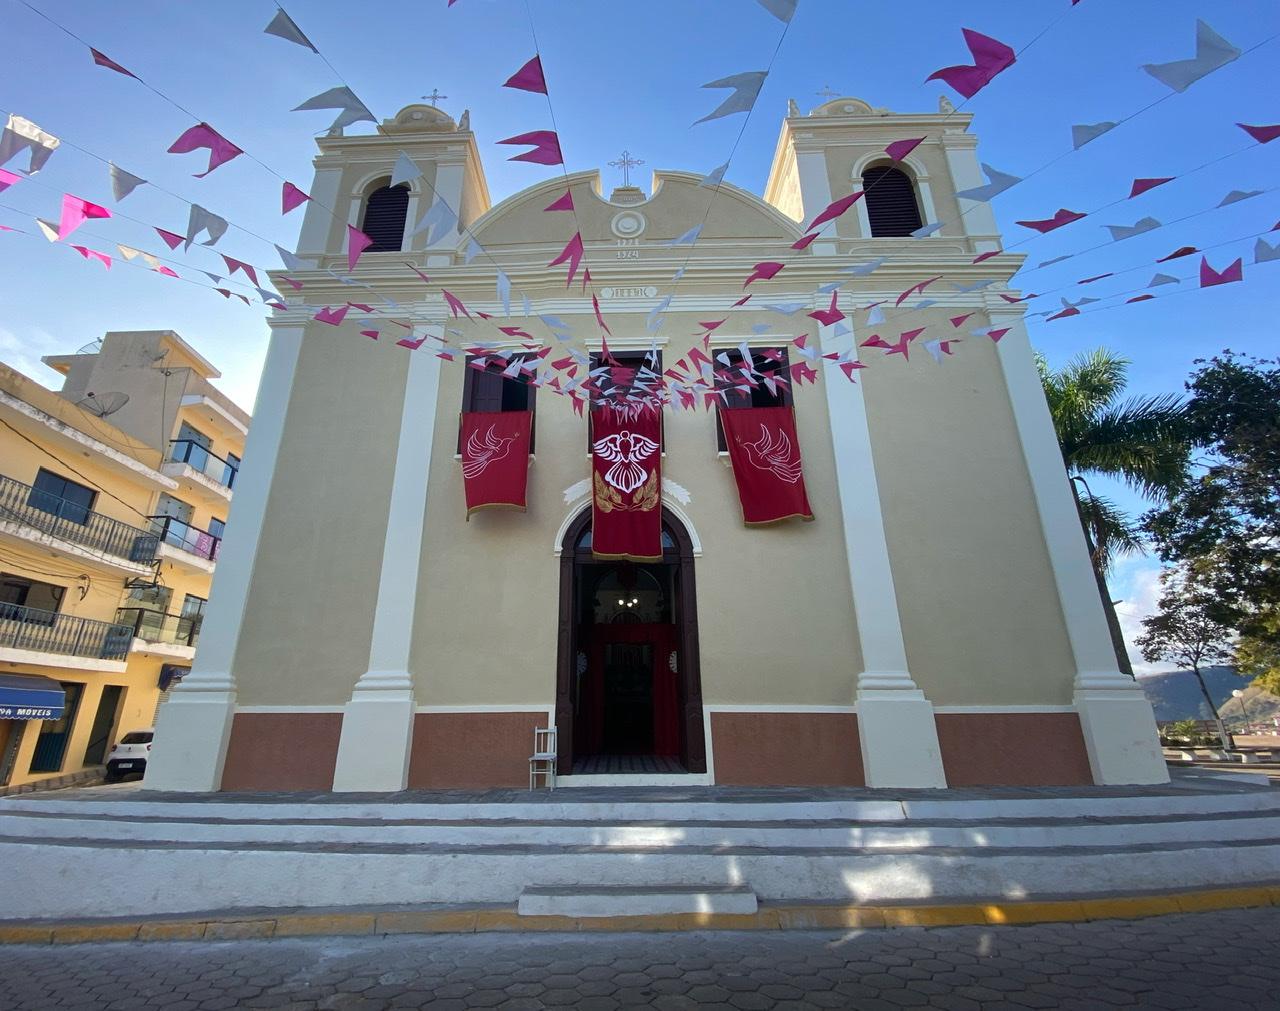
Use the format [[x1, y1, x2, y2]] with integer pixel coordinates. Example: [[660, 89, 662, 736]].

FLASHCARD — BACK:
[[104, 729, 154, 782]]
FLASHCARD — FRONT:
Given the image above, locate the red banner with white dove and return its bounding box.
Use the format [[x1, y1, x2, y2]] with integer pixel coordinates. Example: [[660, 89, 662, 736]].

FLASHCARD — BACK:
[[590, 404, 663, 561], [459, 410, 532, 518], [720, 406, 814, 526]]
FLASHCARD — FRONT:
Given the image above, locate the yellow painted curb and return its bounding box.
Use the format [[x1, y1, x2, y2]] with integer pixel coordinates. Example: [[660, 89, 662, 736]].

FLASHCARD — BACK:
[[2, 885, 1275, 943]]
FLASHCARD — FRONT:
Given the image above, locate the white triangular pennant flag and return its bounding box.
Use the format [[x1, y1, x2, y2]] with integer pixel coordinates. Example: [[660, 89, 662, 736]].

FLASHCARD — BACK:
[[108, 163, 147, 201], [1071, 122, 1117, 149], [391, 151, 421, 187], [264, 9, 318, 52]]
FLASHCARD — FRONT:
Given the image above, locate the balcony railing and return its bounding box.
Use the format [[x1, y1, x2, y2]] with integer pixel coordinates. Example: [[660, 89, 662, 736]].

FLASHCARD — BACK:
[[0, 602, 133, 661], [149, 515, 221, 561], [115, 607, 201, 649], [0, 472, 158, 564], [168, 439, 238, 490]]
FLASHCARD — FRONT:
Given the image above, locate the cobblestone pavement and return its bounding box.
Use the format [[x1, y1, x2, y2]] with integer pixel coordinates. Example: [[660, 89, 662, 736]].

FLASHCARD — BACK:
[[4, 907, 1278, 1009]]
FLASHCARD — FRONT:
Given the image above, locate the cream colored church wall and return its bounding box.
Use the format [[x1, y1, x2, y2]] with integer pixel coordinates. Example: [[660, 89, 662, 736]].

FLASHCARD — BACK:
[[859, 312, 1077, 706], [231, 325, 408, 706], [411, 308, 863, 710]]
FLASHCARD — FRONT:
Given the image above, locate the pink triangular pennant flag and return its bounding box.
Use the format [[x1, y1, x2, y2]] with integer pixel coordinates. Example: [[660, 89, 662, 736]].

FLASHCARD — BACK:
[[1237, 123, 1280, 145], [167, 122, 244, 177], [949, 313, 974, 328], [278, 276, 303, 291], [346, 225, 373, 271], [314, 305, 349, 326], [791, 232, 819, 250], [972, 250, 1002, 264], [1015, 208, 1086, 233], [885, 138, 925, 161], [442, 289, 471, 319], [1129, 177, 1174, 198], [282, 182, 310, 214], [57, 194, 111, 240], [221, 255, 258, 286], [503, 55, 548, 94], [70, 245, 111, 269], [544, 189, 574, 212], [1199, 255, 1243, 288], [744, 261, 785, 286], [498, 130, 563, 166], [90, 48, 137, 79], [155, 265, 179, 278], [807, 190, 864, 231], [155, 227, 184, 250], [0, 168, 20, 192], [926, 28, 1016, 99], [987, 328, 1010, 343], [548, 231, 584, 287]]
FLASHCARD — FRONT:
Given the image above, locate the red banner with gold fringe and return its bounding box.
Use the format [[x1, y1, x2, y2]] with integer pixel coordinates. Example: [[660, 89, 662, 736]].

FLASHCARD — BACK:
[[459, 410, 532, 518], [590, 404, 662, 561], [720, 405, 814, 526]]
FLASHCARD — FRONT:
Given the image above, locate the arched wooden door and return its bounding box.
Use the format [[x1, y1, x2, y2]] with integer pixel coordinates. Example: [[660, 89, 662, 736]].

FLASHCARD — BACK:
[[555, 507, 706, 775]]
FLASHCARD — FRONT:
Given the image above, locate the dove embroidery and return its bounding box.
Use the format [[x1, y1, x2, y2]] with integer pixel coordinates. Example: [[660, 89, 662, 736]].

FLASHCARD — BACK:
[[742, 424, 803, 484], [462, 424, 517, 479], [593, 430, 659, 493]]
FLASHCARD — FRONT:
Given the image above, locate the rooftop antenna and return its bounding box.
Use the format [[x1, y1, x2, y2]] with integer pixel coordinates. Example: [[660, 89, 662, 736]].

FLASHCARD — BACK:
[[77, 391, 130, 418]]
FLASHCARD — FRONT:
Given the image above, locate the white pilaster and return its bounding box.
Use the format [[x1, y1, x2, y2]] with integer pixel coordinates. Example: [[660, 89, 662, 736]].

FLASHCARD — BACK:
[[296, 167, 343, 260], [942, 139, 1000, 251], [990, 310, 1168, 785], [821, 326, 947, 788], [331, 348, 442, 791], [795, 149, 839, 254], [144, 323, 305, 791], [423, 162, 465, 266]]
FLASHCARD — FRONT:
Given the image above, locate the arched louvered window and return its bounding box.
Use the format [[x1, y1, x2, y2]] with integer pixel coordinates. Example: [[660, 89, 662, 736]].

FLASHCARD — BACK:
[[360, 182, 410, 252], [862, 165, 923, 237]]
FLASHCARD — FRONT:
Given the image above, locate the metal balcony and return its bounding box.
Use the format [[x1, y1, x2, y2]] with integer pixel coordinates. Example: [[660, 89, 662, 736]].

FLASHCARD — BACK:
[[0, 602, 133, 661], [115, 607, 201, 649], [0, 472, 158, 564], [168, 439, 238, 490], [149, 515, 221, 562]]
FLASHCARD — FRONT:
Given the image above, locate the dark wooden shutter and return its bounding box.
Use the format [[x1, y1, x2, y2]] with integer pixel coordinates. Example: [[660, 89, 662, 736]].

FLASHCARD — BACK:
[[361, 184, 409, 252], [863, 166, 923, 237]]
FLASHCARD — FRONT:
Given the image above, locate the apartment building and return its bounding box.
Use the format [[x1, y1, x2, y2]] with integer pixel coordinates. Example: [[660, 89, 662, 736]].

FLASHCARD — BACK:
[[0, 330, 247, 790]]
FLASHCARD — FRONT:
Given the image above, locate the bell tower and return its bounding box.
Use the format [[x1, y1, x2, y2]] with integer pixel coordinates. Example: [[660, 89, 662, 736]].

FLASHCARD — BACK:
[[764, 95, 1000, 255], [293, 103, 491, 268]]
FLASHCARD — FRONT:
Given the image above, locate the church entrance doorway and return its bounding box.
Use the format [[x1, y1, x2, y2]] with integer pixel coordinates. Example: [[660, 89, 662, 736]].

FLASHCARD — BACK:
[[556, 508, 706, 776]]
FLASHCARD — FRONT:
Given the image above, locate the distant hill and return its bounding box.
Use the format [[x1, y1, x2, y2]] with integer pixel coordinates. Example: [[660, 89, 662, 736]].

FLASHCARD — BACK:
[[1136, 666, 1280, 727]]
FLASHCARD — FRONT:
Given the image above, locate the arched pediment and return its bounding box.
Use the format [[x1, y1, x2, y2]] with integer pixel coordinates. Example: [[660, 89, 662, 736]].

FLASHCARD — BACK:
[[468, 169, 803, 252], [812, 97, 889, 117], [380, 104, 458, 134]]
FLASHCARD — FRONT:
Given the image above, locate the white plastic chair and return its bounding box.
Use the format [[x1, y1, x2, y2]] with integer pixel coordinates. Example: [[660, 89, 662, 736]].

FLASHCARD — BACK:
[[529, 727, 557, 790]]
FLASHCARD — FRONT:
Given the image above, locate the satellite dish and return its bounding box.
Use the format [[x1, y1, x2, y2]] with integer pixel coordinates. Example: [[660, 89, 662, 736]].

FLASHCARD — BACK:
[[75, 338, 103, 355], [78, 391, 130, 417]]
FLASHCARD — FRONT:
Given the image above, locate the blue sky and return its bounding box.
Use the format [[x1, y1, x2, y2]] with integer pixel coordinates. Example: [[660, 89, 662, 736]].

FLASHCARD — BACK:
[[2, 0, 1277, 667]]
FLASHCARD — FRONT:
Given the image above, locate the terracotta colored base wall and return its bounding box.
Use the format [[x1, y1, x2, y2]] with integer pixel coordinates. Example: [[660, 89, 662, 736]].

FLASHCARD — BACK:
[[935, 712, 1093, 786], [711, 712, 864, 786], [408, 712, 546, 789], [220, 713, 342, 791]]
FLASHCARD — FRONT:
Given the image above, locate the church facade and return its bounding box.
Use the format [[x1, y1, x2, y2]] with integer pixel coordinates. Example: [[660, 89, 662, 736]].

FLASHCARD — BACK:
[[145, 97, 1168, 793]]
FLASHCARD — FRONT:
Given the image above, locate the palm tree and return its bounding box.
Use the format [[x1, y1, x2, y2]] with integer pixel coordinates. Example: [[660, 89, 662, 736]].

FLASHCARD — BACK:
[[1038, 349, 1191, 675]]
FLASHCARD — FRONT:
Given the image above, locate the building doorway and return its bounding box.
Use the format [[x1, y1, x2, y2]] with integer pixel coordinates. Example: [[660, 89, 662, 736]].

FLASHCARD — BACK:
[[556, 508, 705, 775], [83, 685, 124, 766]]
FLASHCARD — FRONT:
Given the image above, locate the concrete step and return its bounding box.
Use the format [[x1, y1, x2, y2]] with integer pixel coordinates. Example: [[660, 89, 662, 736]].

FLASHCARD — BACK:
[[517, 884, 758, 917], [5, 785, 1280, 823], [2, 809, 1278, 851]]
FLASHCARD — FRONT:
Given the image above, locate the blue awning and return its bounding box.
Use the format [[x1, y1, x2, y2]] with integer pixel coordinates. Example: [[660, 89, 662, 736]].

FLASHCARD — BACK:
[[0, 674, 65, 720]]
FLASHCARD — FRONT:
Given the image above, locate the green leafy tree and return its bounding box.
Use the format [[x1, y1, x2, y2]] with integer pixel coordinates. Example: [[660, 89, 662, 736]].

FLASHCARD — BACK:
[[1136, 567, 1234, 751], [1038, 349, 1191, 673], [1235, 607, 1280, 697], [1145, 353, 1280, 687]]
